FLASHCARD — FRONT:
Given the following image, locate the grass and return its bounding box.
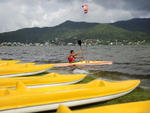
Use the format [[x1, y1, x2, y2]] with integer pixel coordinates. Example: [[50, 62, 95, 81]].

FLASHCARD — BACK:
[[78, 75, 95, 83]]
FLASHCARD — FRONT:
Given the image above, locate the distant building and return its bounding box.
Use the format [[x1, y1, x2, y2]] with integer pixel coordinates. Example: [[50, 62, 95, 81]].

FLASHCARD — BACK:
[[67, 43, 73, 46]]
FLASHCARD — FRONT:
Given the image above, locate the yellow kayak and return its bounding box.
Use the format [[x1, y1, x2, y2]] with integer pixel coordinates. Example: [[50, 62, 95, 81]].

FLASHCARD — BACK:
[[56, 100, 150, 113], [0, 60, 20, 63], [0, 60, 20, 66], [0, 79, 140, 113], [0, 73, 86, 88], [0, 64, 54, 77], [54, 61, 113, 67], [0, 62, 35, 68]]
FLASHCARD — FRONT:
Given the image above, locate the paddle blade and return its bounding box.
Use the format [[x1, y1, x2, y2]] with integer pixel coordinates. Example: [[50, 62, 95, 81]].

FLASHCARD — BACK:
[[77, 40, 82, 46]]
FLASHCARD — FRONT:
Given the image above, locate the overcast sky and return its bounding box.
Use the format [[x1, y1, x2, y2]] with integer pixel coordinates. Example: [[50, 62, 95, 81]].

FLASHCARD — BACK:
[[0, 0, 150, 33]]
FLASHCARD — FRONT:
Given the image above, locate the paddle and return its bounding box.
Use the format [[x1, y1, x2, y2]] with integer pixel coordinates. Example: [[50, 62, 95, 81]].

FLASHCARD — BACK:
[[77, 40, 85, 61], [77, 40, 82, 47]]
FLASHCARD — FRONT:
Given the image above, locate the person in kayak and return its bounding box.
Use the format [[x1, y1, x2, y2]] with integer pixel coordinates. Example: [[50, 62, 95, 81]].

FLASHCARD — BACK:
[[68, 50, 83, 63]]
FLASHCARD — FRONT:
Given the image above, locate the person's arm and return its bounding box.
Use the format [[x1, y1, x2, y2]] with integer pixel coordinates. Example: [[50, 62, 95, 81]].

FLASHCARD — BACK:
[[74, 56, 84, 59], [75, 49, 83, 55]]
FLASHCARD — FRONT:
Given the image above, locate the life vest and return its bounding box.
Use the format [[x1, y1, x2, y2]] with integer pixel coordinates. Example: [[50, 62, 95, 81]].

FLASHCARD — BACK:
[[68, 55, 75, 63]]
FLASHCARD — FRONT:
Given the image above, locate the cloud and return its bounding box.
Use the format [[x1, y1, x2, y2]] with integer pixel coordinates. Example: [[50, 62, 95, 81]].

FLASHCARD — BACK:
[[124, 0, 150, 11], [94, 0, 150, 11], [0, 0, 149, 33]]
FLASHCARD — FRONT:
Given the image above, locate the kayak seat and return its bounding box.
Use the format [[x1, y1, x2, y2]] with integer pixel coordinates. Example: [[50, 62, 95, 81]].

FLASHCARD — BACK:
[[16, 81, 28, 91], [4, 81, 29, 95], [78, 80, 106, 89], [56, 105, 72, 113], [48, 73, 59, 77], [5, 89, 16, 95]]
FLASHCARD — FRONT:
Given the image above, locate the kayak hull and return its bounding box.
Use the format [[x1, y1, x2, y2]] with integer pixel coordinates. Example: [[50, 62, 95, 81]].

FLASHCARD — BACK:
[[28, 77, 85, 88], [0, 89, 134, 113], [54, 61, 113, 67], [0, 60, 20, 64], [0, 73, 86, 88], [0, 80, 140, 113], [0, 64, 54, 77], [0, 69, 48, 78], [56, 100, 150, 113]]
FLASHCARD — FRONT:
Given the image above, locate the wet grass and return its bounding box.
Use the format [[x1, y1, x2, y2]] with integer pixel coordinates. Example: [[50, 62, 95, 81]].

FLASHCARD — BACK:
[[78, 75, 95, 83], [22, 72, 49, 77], [90, 70, 150, 80]]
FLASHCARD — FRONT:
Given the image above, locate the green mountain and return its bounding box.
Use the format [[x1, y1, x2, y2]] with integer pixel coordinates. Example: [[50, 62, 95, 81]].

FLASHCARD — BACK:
[[112, 18, 150, 33], [58, 20, 98, 29], [0, 18, 150, 44], [59, 24, 150, 44], [0, 21, 98, 43]]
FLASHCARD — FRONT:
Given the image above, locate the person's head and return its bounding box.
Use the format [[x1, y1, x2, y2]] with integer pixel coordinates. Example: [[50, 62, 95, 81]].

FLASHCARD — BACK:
[[70, 50, 74, 54]]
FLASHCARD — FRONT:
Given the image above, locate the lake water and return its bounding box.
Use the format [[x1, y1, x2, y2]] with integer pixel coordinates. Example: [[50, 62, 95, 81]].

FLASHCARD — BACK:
[[0, 45, 150, 89]]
